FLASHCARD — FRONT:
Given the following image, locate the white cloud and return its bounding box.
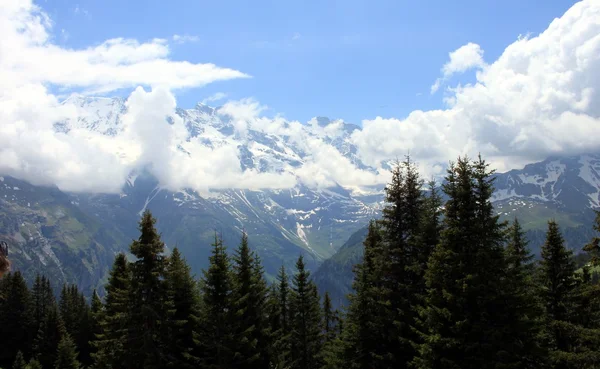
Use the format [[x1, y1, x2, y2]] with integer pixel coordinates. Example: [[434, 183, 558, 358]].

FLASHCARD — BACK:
[[354, 0, 600, 174], [292, 32, 301, 41], [2, 0, 600, 195], [172, 34, 200, 44], [431, 42, 486, 94], [202, 92, 227, 104]]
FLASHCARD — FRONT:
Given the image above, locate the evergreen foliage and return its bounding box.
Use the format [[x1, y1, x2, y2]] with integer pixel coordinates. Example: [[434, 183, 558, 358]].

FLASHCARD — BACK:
[[0, 272, 33, 368], [54, 334, 81, 369]]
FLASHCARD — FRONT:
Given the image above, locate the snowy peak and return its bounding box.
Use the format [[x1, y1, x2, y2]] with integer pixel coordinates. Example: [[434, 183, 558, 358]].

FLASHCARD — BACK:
[[493, 154, 600, 210]]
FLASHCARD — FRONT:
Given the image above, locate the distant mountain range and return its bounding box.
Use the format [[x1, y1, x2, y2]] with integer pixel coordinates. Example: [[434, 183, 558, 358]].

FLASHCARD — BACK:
[[1, 95, 599, 299]]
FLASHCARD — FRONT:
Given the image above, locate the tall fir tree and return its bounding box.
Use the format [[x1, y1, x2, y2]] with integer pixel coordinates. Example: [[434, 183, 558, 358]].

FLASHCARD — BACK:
[[164, 247, 201, 369], [289, 255, 323, 369], [89, 289, 104, 362], [59, 284, 92, 366], [126, 210, 169, 369], [268, 265, 292, 368], [0, 271, 33, 368], [540, 220, 600, 368], [415, 156, 511, 369], [231, 232, 271, 369], [199, 234, 235, 369], [33, 303, 66, 369], [31, 274, 55, 339], [378, 157, 425, 368], [54, 334, 81, 369], [342, 220, 387, 369], [503, 218, 546, 368], [92, 253, 130, 369], [583, 211, 600, 266]]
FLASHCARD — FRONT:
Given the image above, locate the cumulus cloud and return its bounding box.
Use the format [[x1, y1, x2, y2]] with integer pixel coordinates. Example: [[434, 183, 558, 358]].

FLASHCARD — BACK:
[[354, 0, 600, 174], [431, 42, 486, 94], [2, 0, 600, 195]]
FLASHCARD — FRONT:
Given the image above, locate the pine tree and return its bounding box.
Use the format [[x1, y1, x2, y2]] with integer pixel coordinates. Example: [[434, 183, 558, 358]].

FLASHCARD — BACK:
[[322, 292, 335, 344], [320, 292, 343, 369], [415, 156, 510, 369], [89, 289, 104, 361], [289, 255, 323, 369], [502, 218, 546, 367], [0, 272, 33, 368], [126, 210, 169, 369], [33, 303, 66, 369], [59, 284, 92, 366], [583, 211, 600, 266], [164, 247, 201, 369], [199, 234, 235, 369], [54, 335, 81, 369], [92, 253, 130, 369], [269, 265, 292, 368], [12, 351, 26, 369], [31, 274, 55, 338], [342, 220, 387, 369], [378, 157, 425, 368], [540, 221, 600, 368], [230, 232, 271, 369]]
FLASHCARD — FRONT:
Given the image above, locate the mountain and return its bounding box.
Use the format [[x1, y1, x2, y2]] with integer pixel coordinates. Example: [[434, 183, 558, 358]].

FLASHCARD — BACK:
[[314, 154, 600, 307], [2, 96, 382, 291]]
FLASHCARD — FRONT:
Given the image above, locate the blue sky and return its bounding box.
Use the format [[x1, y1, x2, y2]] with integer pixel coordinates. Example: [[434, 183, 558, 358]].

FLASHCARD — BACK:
[[41, 0, 576, 124]]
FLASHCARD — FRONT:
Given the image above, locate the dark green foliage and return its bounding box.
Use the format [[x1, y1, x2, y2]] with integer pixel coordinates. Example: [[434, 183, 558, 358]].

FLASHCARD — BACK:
[[0, 272, 33, 368], [199, 234, 235, 369], [341, 220, 387, 369], [165, 247, 201, 369], [33, 303, 66, 369], [415, 156, 511, 369], [268, 265, 292, 368], [55, 335, 81, 369], [92, 253, 130, 368], [583, 211, 600, 266], [59, 284, 92, 366], [31, 274, 55, 337], [11, 351, 26, 369], [289, 255, 323, 369], [89, 289, 104, 360], [26, 358, 42, 369], [503, 218, 546, 367], [540, 220, 600, 368], [126, 210, 169, 369]]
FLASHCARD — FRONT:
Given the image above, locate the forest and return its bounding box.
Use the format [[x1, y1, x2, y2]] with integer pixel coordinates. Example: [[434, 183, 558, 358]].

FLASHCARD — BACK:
[[1, 155, 599, 369]]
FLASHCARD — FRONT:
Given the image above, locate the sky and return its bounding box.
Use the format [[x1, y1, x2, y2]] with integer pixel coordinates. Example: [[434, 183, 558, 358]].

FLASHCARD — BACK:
[[1, 0, 599, 193], [40, 0, 576, 123]]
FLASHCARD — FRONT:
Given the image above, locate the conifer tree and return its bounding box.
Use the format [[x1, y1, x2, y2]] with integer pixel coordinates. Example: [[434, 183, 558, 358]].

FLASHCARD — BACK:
[[165, 247, 201, 369], [268, 265, 292, 368], [89, 289, 104, 361], [322, 292, 335, 344], [230, 232, 271, 369], [415, 156, 510, 369], [92, 253, 130, 368], [342, 220, 386, 369], [59, 284, 92, 366], [199, 234, 235, 369], [54, 335, 81, 369], [583, 211, 600, 266], [31, 275, 55, 337], [126, 210, 169, 369], [11, 351, 26, 369], [289, 255, 323, 369], [0, 272, 33, 368], [33, 304, 66, 369], [503, 218, 546, 367], [540, 220, 600, 368], [378, 157, 425, 368]]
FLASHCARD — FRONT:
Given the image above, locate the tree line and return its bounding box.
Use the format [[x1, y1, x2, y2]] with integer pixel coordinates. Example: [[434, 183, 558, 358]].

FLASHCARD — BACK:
[[1, 155, 599, 369]]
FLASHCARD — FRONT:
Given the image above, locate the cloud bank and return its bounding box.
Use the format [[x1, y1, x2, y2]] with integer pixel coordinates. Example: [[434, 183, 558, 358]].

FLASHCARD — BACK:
[[1, 0, 600, 194]]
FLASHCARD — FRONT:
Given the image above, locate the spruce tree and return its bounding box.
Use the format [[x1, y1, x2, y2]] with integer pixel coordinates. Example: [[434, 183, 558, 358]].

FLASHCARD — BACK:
[[415, 156, 510, 369], [322, 292, 335, 344], [164, 247, 201, 369], [199, 234, 235, 369], [59, 284, 92, 366], [31, 274, 55, 338], [378, 157, 425, 368], [89, 289, 104, 361], [342, 220, 386, 369], [583, 211, 600, 266], [92, 253, 130, 369], [26, 358, 42, 369], [269, 265, 292, 368], [126, 210, 169, 369], [540, 220, 600, 368], [11, 351, 26, 369], [33, 304, 66, 369], [289, 255, 323, 369], [230, 232, 270, 369], [54, 335, 81, 369], [503, 218, 546, 367], [0, 272, 33, 368]]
